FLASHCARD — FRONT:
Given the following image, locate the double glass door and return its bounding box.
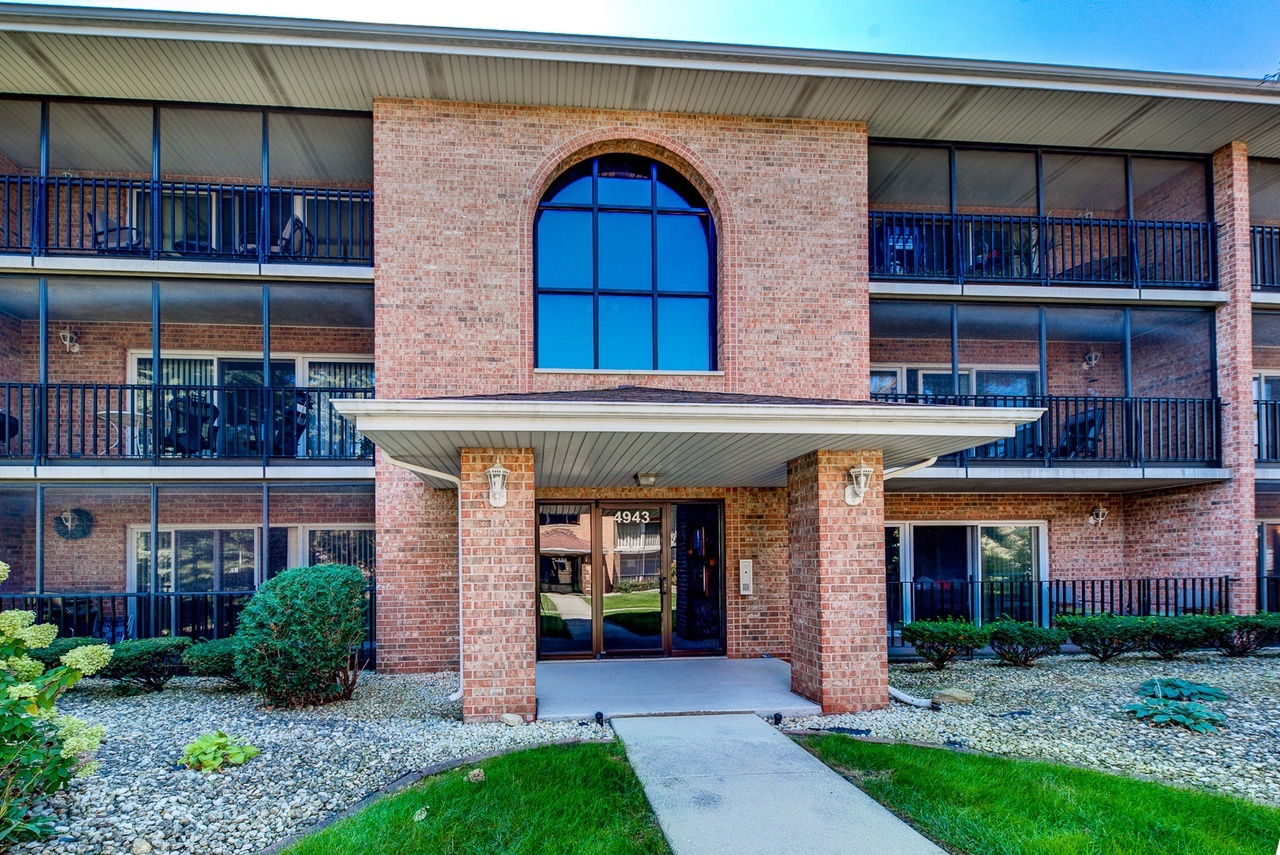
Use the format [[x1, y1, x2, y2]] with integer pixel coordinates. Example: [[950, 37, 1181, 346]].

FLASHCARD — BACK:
[[537, 501, 724, 658]]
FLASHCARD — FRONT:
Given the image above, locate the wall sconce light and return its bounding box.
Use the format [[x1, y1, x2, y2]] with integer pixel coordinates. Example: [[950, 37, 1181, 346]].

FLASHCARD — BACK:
[[1081, 349, 1100, 371], [59, 329, 80, 353], [844, 460, 876, 506], [1087, 506, 1108, 527], [485, 460, 510, 508], [634, 472, 659, 488]]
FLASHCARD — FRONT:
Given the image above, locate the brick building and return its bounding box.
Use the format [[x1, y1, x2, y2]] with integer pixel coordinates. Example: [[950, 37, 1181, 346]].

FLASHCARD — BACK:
[[2, 6, 1280, 721]]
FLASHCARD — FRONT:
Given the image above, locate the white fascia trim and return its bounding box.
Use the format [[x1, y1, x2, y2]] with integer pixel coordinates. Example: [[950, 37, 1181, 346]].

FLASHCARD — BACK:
[[331, 399, 1044, 439], [5, 7, 1280, 106]]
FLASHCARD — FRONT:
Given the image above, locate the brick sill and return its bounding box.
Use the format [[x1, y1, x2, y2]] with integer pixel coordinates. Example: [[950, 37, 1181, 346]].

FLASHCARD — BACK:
[[534, 369, 725, 376]]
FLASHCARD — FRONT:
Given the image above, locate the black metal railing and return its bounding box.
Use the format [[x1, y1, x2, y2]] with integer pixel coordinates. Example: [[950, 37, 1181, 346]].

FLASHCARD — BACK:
[[1, 383, 374, 463], [1263, 576, 1280, 612], [870, 211, 1216, 288], [1254, 225, 1280, 290], [888, 576, 1232, 639], [0, 175, 373, 265], [1258, 400, 1280, 462], [872, 393, 1220, 466], [0, 585, 377, 666]]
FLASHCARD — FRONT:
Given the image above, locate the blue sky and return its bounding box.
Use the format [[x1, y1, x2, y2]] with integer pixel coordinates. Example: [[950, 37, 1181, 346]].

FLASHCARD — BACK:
[[17, 0, 1280, 79]]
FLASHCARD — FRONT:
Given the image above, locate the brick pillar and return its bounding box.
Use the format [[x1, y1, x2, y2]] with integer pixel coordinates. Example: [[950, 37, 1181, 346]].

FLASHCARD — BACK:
[[1212, 141, 1258, 614], [787, 450, 888, 713], [459, 447, 537, 722]]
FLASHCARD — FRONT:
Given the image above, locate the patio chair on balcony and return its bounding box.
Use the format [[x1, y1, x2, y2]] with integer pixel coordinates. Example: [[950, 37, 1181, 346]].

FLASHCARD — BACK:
[[1025, 408, 1100, 460], [271, 390, 311, 457], [0, 411, 18, 452], [161, 395, 220, 457], [85, 212, 143, 252], [237, 215, 316, 262]]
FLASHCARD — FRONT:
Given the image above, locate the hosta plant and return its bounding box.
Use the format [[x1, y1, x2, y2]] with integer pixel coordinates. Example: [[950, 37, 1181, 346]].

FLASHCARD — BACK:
[[1139, 678, 1228, 703], [179, 731, 260, 773], [0, 560, 113, 846], [1124, 698, 1226, 734]]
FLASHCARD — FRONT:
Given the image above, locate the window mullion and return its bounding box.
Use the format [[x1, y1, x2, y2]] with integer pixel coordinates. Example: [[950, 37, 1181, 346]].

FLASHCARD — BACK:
[[651, 160, 660, 370], [592, 157, 600, 370]]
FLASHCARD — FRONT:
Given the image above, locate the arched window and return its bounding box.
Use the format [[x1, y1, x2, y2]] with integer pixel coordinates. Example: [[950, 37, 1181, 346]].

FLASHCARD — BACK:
[[535, 154, 715, 370]]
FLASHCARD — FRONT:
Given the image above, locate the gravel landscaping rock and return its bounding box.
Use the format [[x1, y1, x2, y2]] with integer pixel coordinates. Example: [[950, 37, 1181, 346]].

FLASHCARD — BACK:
[[19, 672, 610, 855], [788, 652, 1280, 807]]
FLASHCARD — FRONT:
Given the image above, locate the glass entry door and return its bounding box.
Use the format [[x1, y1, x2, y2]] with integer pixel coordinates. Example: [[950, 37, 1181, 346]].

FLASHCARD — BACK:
[[601, 505, 665, 654], [537, 501, 724, 658]]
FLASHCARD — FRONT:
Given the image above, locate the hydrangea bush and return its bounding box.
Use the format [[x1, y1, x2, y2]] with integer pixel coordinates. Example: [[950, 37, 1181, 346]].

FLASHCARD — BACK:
[[0, 560, 113, 846]]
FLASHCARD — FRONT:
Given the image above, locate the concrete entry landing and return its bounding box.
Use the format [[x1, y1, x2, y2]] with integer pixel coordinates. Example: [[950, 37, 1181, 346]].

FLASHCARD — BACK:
[[613, 714, 944, 855], [535, 657, 821, 721]]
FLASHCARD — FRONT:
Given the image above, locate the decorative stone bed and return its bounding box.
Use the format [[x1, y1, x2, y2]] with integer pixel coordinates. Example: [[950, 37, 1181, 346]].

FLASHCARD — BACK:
[[19, 673, 610, 855], [787, 652, 1280, 807]]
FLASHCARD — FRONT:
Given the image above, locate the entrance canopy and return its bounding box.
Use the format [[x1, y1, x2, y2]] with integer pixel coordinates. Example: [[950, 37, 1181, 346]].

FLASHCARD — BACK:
[[333, 387, 1041, 488]]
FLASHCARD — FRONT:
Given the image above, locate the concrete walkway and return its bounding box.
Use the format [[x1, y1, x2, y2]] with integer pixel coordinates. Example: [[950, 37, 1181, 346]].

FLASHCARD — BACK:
[[536, 657, 821, 721], [612, 714, 944, 855]]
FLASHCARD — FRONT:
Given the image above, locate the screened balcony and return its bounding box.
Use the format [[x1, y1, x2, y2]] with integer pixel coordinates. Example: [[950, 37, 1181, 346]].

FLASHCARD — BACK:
[[0, 278, 375, 464], [1252, 158, 1280, 290], [0, 99, 373, 266], [0, 482, 376, 655], [870, 301, 1220, 466], [869, 144, 1215, 288]]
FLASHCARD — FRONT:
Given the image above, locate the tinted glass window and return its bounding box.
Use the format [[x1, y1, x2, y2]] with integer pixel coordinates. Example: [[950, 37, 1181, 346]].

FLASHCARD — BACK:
[[535, 155, 715, 370]]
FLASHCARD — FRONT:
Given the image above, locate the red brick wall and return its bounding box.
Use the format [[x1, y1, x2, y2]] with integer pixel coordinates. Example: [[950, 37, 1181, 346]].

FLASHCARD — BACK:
[[374, 464, 460, 673], [373, 99, 869, 401], [0, 491, 35, 593], [458, 448, 536, 722], [788, 450, 888, 714], [0, 310, 21, 383]]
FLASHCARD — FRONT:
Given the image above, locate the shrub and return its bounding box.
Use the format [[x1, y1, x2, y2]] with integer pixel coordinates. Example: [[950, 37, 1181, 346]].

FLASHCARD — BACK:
[[1209, 614, 1280, 657], [0, 561, 113, 846], [984, 620, 1067, 667], [1143, 615, 1221, 660], [26, 636, 109, 669], [1139, 678, 1228, 703], [900, 618, 984, 671], [1056, 614, 1151, 663], [182, 637, 240, 682], [101, 637, 190, 692], [179, 731, 259, 773], [1123, 698, 1226, 733], [235, 564, 367, 707]]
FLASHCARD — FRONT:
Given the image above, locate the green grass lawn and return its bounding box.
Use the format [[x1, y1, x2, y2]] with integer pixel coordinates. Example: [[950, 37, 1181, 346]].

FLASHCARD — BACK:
[[282, 742, 671, 855], [601, 590, 660, 613], [806, 735, 1280, 855]]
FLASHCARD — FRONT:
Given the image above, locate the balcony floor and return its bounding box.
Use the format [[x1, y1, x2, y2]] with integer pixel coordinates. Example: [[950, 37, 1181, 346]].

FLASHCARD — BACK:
[[887, 465, 1232, 493]]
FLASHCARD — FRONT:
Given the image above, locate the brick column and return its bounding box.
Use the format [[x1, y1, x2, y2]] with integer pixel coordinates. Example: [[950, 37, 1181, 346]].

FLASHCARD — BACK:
[[459, 447, 537, 722], [1213, 141, 1258, 614], [787, 450, 888, 713]]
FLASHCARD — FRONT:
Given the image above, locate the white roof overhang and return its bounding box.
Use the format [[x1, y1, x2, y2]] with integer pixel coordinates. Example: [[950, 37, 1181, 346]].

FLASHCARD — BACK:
[[331, 398, 1043, 489], [3, 6, 1280, 155]]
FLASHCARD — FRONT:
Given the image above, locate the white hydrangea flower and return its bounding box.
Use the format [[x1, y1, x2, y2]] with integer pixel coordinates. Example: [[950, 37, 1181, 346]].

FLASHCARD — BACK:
[[61, 643, 113, 676]]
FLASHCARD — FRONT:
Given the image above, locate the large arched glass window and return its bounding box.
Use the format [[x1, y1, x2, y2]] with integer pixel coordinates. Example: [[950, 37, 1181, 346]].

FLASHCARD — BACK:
[[535, 154, 715, 370]]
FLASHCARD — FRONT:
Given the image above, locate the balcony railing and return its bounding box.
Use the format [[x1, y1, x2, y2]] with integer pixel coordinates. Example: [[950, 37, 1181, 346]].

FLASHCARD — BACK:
[[0, 586, 377, 666], [870, 211, 1216, 288], [872, 393, 1220, 466], [1255, 225, 1280, 290], [1, 175, 373, 266], [888, 576, 1232, 640], [1258, 401, 1280, 462], [0, 383, 374, 464]]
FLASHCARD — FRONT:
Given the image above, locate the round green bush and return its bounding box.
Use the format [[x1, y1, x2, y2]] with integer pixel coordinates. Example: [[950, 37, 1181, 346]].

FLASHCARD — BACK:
[[1143, 615, 1221, 660], [182, 636, 240, 681], [900, 618, 984, 670], [100, 637, 190, 691], [1209, 613, 1280, 657], [26, 635, 109, 669], [984, 620, 1067, 667], [1055, 614, 1151, 663], [234, 564, 367, 707]]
